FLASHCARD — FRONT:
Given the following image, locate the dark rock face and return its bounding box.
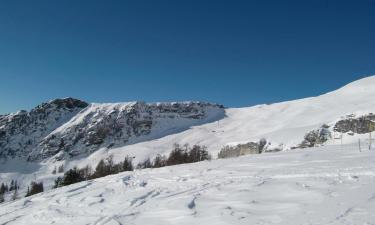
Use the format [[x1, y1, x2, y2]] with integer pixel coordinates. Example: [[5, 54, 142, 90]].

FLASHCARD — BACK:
[[32, 101, 224, 161], [49, 98, 89, 109], [334, 114, 375, 134], [297, 124, 331, 148], [0, 100, 224, 161], [0, 98, 88, 159]]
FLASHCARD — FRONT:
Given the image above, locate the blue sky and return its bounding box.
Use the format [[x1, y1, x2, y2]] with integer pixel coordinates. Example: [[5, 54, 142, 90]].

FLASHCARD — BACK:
[[0, 0, 374, 114]]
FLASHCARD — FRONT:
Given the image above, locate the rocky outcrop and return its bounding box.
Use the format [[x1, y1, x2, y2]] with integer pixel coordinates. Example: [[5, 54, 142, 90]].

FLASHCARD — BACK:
[[0, 98, 88, 159], [218, 138, 267, 158], [297, 124, 331, 148], [334, 114, 375, 134], [24, 101, 224, 161]]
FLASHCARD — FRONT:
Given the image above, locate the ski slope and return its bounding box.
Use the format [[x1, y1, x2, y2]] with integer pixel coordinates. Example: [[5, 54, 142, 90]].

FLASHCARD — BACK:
[[1, 144, 375, 225]]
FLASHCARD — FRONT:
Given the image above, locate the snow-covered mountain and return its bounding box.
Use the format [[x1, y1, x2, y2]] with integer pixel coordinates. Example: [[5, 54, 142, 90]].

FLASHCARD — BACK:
[[1, 75, 375, 206], [2, 76, 375, 164], [0, 98, 88, 159], [32, 101, 224, 161], [0, 100, 224, 161], [2, 75, 375, 224]]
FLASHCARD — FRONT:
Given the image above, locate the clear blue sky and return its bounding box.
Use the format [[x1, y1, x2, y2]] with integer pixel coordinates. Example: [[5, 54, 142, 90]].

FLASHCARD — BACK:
[[0, 0, 374, 114]]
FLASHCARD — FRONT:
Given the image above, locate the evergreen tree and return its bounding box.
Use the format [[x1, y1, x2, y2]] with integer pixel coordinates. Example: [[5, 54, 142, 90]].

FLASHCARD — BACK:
[[53, 177, 63, 188], [0, 183, 7, 194], [58, 164, 64, 173], [52, 166, 57, 174], [61, 168, 85, 186], [122, 156, 134, 171], [0, 193, 4, 203], [93, 159, 107, 178], [9, 180, 14, 191], [167, 144, 188, 166], [25, 182, 44, 197], [79, 165, 93, 180], [152, 154, 167, 168], [137, 158, 152, 169]]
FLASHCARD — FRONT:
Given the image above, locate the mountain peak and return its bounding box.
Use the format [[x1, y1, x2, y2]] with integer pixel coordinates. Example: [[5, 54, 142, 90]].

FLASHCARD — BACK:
[[47, 97, 89, 109]]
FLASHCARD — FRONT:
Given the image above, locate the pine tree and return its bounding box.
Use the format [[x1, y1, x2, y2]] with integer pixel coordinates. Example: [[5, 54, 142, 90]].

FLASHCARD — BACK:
[[167, 144, 188, 166], [25, 181, 44, 197], [152, 154, 167, 168], [52, 166, 57, 174], [122, 156, 134, 171], [0, 193, 4, 203], [58, 164, 64, 173], [93, 159, 107, 178], [9, 180, 14, 191], [79, 165, 93, 180], [61, 168, 85, 186], [0, 183, 6, 194], [137, 158, 152, 169]]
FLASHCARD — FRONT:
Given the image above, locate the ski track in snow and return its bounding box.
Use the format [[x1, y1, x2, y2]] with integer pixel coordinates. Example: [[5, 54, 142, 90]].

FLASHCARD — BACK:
[[1, 145, 375, 225]]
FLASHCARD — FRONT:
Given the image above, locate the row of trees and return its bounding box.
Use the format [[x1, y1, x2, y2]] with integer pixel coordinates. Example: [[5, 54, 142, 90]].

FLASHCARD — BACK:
[[137, 144, 211, 169], [1, 180, 44, 201], [53, 155, 134, 188], [51, 164, 64, 174], [54, 144, 210, 188], [0, 180, 19, 194], [0, 180, 20, 203]]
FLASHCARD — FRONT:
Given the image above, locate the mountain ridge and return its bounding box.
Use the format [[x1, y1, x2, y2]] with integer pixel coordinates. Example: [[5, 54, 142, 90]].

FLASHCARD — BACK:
[[0, 99, 224, 161]]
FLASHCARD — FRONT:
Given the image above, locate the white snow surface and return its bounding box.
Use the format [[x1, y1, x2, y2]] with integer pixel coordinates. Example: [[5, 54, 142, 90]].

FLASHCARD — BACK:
[[1, 144, 375, 225]]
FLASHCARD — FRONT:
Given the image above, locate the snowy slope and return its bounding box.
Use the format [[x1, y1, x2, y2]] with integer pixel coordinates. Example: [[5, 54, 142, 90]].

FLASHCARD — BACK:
[[1, 144, 375, 225], [2, 75, 375, 202], [87, 75, 375, 164]]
